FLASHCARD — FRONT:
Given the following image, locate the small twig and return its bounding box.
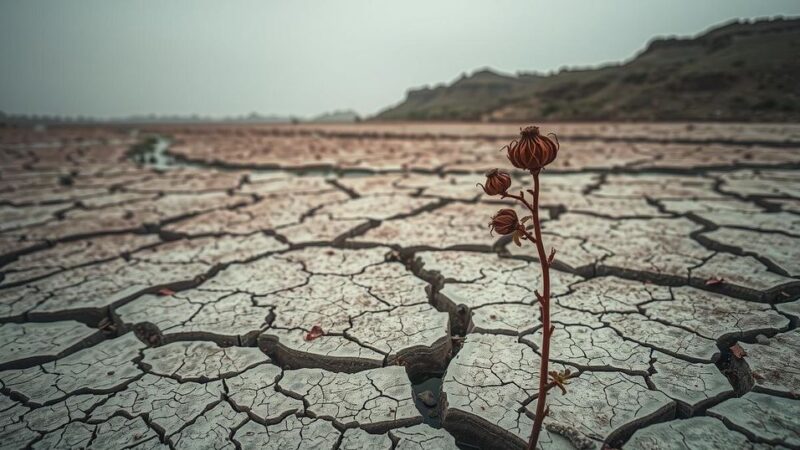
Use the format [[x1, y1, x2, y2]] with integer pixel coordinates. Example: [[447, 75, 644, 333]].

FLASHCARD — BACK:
[[501, 191, 536, 216]]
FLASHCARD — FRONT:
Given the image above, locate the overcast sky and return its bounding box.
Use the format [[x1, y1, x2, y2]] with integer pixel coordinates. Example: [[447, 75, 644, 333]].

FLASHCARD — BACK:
[[1, 0, 798, 118]]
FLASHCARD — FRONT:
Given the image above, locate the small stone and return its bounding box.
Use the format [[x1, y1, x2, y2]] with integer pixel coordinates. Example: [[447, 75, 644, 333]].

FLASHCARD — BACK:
[[417, 390, 437, 407]]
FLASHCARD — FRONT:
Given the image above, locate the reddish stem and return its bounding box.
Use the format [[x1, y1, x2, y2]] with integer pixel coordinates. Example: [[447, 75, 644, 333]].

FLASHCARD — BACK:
[[527, 170, 551, 450]]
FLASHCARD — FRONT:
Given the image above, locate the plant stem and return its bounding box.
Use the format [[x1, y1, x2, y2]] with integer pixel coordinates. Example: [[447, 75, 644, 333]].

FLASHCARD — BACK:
[[527, 170, 551, 450]]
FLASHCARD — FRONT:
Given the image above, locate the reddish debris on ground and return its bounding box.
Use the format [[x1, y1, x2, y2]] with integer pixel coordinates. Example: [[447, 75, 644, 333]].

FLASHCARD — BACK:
[[730, 343, 748, 359], [304, 325, 325, 341]]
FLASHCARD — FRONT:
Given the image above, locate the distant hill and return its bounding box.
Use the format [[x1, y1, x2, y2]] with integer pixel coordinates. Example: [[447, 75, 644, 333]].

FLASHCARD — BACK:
[[311, 110, 361, 123], [0, 112, 296, 126], [374, 17, 800, 122], [1, 110, 362, 126]]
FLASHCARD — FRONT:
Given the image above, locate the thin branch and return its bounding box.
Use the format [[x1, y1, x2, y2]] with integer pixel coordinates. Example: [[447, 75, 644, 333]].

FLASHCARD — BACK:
[[501, 191, 536, 216]]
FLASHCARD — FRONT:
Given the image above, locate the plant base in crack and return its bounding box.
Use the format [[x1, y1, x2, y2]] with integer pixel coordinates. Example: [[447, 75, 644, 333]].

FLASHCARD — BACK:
[[482, 125, 571, 450]]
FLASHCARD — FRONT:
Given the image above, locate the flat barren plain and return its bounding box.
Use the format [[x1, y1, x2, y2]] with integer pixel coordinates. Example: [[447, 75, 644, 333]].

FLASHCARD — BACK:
[[1, 122, 799, 449]]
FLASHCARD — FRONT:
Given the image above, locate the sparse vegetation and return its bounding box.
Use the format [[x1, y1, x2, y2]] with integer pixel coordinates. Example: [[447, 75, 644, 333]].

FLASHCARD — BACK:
[[482, 126, 570, 449]]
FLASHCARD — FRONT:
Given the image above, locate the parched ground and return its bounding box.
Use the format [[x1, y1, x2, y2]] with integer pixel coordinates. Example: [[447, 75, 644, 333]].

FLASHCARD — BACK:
[[1, 122, 800, 449]]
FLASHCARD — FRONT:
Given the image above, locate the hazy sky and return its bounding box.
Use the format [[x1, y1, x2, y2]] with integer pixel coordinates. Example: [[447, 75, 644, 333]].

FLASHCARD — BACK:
[[1, 1, 798, 118]]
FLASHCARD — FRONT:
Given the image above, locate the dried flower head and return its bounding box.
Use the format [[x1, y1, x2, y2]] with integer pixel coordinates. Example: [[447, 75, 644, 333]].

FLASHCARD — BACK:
[[478, 168, 512, 196], [489, 208, 519, 235], [506, 126, 559, 172]]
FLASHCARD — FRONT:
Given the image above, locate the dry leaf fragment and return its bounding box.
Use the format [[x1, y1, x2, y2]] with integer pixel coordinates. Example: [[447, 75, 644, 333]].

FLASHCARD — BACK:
[[548, 368, 572, 395], [304, 325, 325, 341], [512, 229, 523, 247], [387, 250, 402, 261], [98, 317, 116, 331], [730, 343, 747, 359]]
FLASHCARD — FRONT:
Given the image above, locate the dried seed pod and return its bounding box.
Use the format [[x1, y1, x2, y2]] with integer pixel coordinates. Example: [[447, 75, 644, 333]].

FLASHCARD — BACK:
[[478, 168, 512, 196], [489, 208, 519, 235], [506, 126, 559, 172]]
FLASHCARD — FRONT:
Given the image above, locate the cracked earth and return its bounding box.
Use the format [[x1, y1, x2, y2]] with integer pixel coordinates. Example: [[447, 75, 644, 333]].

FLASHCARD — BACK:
[[1, 122, 800, 449]]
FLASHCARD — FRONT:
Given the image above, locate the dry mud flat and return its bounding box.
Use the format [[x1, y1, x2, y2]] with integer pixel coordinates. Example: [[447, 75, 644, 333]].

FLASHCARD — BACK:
[[0, 122, 799, 449]]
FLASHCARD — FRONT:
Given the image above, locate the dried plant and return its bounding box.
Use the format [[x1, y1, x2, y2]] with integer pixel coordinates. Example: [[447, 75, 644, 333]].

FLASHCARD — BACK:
[[481, 125, 567, 450]]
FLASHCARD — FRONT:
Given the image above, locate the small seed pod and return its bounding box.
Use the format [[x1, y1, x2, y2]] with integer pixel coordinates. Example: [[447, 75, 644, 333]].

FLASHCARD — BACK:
[[505, 126, 559, 172], [489, 208, 519, 235], [478, 169, 512, 196]]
